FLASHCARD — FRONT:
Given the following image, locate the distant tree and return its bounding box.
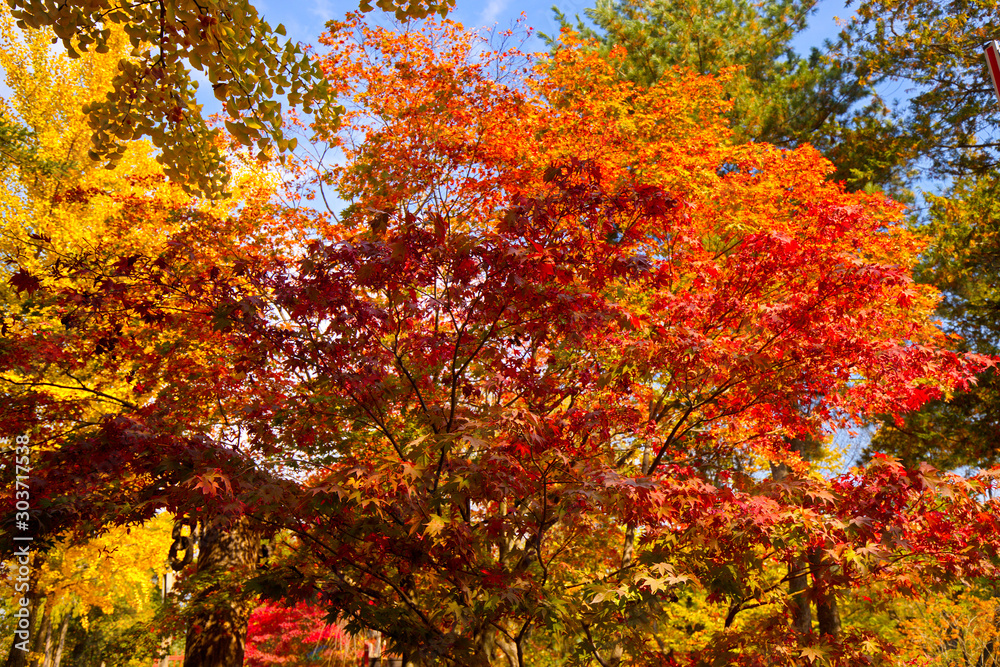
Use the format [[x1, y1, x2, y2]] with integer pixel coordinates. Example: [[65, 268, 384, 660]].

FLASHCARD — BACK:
[[554, 0, 913, 193], [868, 173, 1000, 469], [844, 0, 1000, 471], [246, 600, 355, 667]]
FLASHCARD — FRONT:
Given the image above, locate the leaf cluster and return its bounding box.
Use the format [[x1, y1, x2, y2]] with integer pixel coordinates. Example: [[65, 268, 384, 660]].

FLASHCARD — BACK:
[[2, 0, 455, 197]]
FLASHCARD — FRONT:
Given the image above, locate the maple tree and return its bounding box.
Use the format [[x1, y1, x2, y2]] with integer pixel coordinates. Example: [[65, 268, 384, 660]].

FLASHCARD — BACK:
[[559, 0, 915, 194], [575, 2, 1000, 647], [245, 599, 359, 666], [196, 17, 996, 664], [4, 8, 1000, 667]]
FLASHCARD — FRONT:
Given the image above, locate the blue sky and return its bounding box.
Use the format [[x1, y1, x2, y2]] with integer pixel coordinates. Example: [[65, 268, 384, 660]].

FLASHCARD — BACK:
[[196, 0, 851, 123], [251, 0, 592, 54], [248, 0, 851, 62]]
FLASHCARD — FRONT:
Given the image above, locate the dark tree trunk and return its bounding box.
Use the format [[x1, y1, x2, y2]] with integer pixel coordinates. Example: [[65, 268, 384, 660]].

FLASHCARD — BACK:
[[2, 598, 32, 667], [770, 459, 812, 638], [788, 552, 813, 637], [808, 547, 841, 638], [4, 551, 43, 667], [471, 627, 520, 667], [183, 515, 259, 667]]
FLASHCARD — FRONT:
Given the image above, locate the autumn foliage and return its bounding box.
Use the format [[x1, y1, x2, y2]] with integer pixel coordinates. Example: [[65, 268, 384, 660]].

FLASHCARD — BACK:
[[245, 601, 355, 666], [2, 11, 1000, 667]]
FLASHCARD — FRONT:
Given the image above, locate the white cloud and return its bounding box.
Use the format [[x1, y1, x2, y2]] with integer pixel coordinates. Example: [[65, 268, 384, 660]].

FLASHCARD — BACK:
[[479, 0, 509, 25], [311, 0, 337, 24]]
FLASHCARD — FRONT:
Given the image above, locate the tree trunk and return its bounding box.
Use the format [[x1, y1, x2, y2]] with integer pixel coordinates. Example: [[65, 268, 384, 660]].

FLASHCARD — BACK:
[[37, 603, 52, 667], [788, 552, 813, 637], [183, 515, 259, 667], [26, 598, 50, 667], [50, 615, 70, 667], [771, 459, 813, 638], [808, 547, 841, 638], [2, 597, 33, 667], [471, 627, 519, 667]]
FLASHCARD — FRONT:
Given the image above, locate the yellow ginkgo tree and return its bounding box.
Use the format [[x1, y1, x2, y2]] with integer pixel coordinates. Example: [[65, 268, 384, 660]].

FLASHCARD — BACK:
[[0, 8, 305, 665], [0, 513, 174, 667]]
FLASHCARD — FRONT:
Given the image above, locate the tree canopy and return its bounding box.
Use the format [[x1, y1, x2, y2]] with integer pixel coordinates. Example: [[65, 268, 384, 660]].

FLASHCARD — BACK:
[[3, 1, 1000, 666]]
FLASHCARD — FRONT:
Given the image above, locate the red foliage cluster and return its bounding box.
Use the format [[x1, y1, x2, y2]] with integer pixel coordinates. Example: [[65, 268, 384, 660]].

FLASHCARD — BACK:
[[245, 601, 353, 666]]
